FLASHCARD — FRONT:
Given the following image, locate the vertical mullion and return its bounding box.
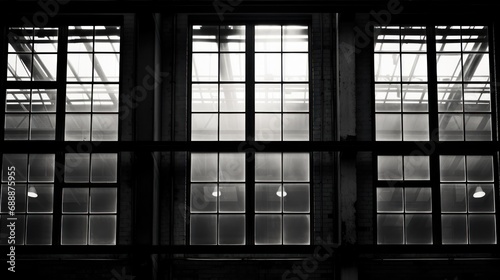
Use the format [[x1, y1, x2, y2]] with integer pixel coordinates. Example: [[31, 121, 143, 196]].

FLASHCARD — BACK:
[[399, 26, 404, 141], [217, 26, 221, 141], [0, 26, 8, 139], [487, 23, 498, 141], [245, 24, 255, 246]]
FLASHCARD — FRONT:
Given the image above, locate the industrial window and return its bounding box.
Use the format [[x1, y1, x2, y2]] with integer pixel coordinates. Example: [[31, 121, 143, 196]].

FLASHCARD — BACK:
[[189, 23, 311, 245]]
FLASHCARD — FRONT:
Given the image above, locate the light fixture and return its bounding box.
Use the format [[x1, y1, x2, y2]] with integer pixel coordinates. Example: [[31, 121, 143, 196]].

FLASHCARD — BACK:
[[276, 186, 287, 197], [473, 186, 485, 199], [28, 186, 38, 198], [211, 186, 221, 197]]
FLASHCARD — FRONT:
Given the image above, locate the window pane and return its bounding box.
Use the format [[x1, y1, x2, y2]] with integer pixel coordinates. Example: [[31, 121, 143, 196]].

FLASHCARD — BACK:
[[4, 114, 29, 140], [67, 53, 93, 81], [469, 215, 496, 244], [35, 28, 58, 52], [65, 114, 91, 141], [65, 154, 90, 183], [219, 184, 245, 213], [462, 26, 488, 51], [442, 214, 467, 244], [66, 84, 92, 112], [403, 114, 429, 141], [191, 153, 218, 182], [89, 215, 116, 245], [255, 184, 282, 213], [94, 54, 120, 82], [255, 114, 281, 141], [404, 156, 430, 180], [377, 188, 403, 212], [92, 114, 119, 141], [402, 84, 427, 112], [62, 188, 89, 213], [192, 113, 218, 141], [377, 156, 403, 180], [436, 53, 462, 82], [463, 53, 490, 82], [28, 154, 55, 182], [438, 114, 464, 141], [283, 114, 309, 141], [401, 26, 426, 52], [436, 26, 461, 52], [466, 156, 493, 182], [2, 154, 27, 182], [255, 26, 281, 51], [192, 53, 218, 82], [283, 53, 308, 81], [283, 84, 309, 112], [441, 184, 467, 213], [1, 184, 26, 213], [8, 27, 33, 52], [93, 84, 119, 112], [220, 53, 245, 81], [401, 54, 427, 81], [255, 214, 282, 245], [90, 188, 117, 213], [374, 26, 400, 52], [440, 156, 466, 182], [220, 84, 245, 112], [218, 214, 245, 245], [255, 84, 281, 112], [220, 25, 245, 52], [438, 84, 463, 112], [283, 215, 310, 245], [192, 25, 218, 52], [405, 188, 431, 212], [30, 114, 56, 140], [464, 83, 490, 112], [61, 215, 88, 245], [190, 215, 217, 245], [374, 54, 400, 82], [283, 184, 310, 213], [219, 114, 245, 141], [26, 215, 52, 245], [283, 153, 309, 182], [91, 154, 118, 183], [5, 89, 30, 112], [375, 84, 401, 112], [31, 89, 57, 112], [405, 214, 432, 244], [255, 153, 282, 182], [33, 54, 57, 81], [283, 26, 308, 52], [191, 84, 218, 112], [255, 54, 281, 81], [94, 26, 120, 52], [375, 114, 401, 141], [219, 153, 245, 182], [68, 26, 93, 52], [190, 184, 217, 213], [464, 114, 491, 141], [7, 53, 32, 81], [377, 214, 404, 244], [27, 184, 53, 213], [468, 184, 495, 213], [0, 215, 25, 245]]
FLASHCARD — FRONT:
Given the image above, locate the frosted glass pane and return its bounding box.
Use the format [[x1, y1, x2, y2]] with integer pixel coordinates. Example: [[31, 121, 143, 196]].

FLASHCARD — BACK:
[[255, 153, 281, 182], [283, 184, 310, 213], [440, 156, 465, 182], [28, 154, 55, 182], [283, 84, 309, 112], [26, 215, 52, 245], [1, 184, 26, 213], [61, 215, 88, 245], [403, 114, 429, 141], [31, 89, 57, 112], [27, 184, 53, 213], [90, 188, 117, 213], [92, 114, 118, 141], [377, 156, 403, 180], [93, 54, 120, 82], [436, 53, 462, 82], [376, 188, 403, 212], [377, 214, 403, 244], [469, 215, 496, 244], [192, 54, 218, 82], [219, 114, 245, 141], [283, 215, 310, 245], [219, 153, 245, 182], [220, 53, 245, 81], [405, 188, 431, 212], [467, 156, 493, 182], [401, 54, 427, 81], [283, 53, 308, 81], [255, 84, 281, 112], [66, 84, 92, 112], [374, 53, 400, 82], [192, 25, 218, 52], [255, 114, 281, 141], [5, 89, 30, 112], [464, 114, 491, 141], [89, 215, 116, 245], [190, 215, 217, 245], [219, 184, 245, 213], [255, 26, 281, 51], [8, 54, 32, 81], [91, 154, 118, 183], [375, 114, 401, 141], [464, 83, 490, 112], [442, 214, 467, 244], [438, 84, 463, 112], [220, 25, 245, 52], [440, 184, 466, 213], [0, 215, 25, 245], [463, 53, 490, 82], [192, 113, 218, 141], [191, 84, 218, 112], [220, 84, 245, 112], [4, 114, 29, 140], [375, 84, 401, 112], [255, 215, 282, 245], [191, 153, 218, 182], [404, 156, 430, 180], [283, 114, 309, 141], [255, 54, 281, 82], [65, 114, 91, 141], [283, 26, 308, 52], [62, 188, 89, 213], [374, 26, 400, 52], [33, 54, 57, 81], [93, 84, 119, 112], [2, 154, 27, 182], [283, 153, 309, 182], [438, 114, 464, 141], [67, 53, 93, 81], [255, 184, 282, 213], [65, 154, 90, 182], [402, 84, 428, 112], [405, 214, 432, 244], [468, 184, 495, 213], [219, 214, 245, 245], [30, 114, 56, 140], [190, 184, 217, 213]]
